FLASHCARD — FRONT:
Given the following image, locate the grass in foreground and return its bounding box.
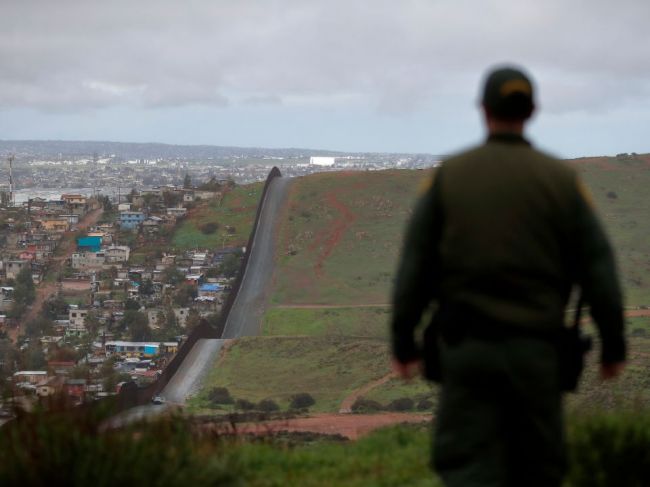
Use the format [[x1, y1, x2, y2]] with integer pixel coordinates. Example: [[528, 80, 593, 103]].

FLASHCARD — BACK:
[[3, 407, 650, 486]]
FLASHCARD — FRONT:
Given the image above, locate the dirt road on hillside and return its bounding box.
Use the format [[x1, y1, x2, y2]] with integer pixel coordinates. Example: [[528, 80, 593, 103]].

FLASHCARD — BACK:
[[10, 207, 103, 340], [339, 372, 397, 413]]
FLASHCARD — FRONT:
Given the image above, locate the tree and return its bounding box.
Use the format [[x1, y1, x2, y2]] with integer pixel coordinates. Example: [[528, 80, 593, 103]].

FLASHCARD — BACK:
[[121, 310, 152, 341], [49, 345, 78, 362], [159, 307, 182, 340], [141, 193, 158, 211], [183, 173, 192, 189], [0, 340, 18, 380], [124, 299, 140, 311], [162, 190, 183, 208], [161, 267, 184, 286], [139, 279, 155, 296], [42, 295, 69, 320], [13, 266, 35, 307], [25, 316, 54, 337], [22, 343, 46, 370], [126, 188, 137, 203], [98, 195, 114, 213], [208, 387, 233, 405], [173, 283, 196, 307], [84, 310, 101, 336], [219, 252, 242, 278], [290, 393, 315, 410], [185, 308, 201, 332]]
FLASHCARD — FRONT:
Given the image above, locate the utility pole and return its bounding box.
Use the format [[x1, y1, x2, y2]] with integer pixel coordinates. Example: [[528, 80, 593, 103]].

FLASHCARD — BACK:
[[8, 154, 15, 207], [92, 152, 98, 197]]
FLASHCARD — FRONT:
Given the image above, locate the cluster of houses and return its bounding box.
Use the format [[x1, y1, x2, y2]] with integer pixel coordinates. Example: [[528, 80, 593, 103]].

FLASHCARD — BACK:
[[1, 184, 243, 407], [11, 338, 180, 405], [0, 194, 96, 286]]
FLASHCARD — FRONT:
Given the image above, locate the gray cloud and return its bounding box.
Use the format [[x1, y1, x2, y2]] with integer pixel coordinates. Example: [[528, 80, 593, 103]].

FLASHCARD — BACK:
[[1, 0, 649, 114]]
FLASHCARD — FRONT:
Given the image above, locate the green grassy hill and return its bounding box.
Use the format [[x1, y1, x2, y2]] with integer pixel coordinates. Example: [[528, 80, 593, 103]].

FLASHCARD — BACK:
[[172, 182, 263, 250], [192, 157, 650, 414]]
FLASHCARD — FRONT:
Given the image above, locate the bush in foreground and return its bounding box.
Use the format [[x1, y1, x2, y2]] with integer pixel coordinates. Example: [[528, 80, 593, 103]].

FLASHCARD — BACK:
[[566, 410, 650, 487], [0, 407, 239, 486]]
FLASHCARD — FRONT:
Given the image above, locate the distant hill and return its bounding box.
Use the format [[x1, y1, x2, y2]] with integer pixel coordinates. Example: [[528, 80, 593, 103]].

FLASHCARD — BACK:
[[0, 139, 437, 161]]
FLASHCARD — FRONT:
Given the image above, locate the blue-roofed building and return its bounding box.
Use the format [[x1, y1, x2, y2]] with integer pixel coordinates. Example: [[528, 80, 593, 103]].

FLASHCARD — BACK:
[[120, 211, 146, 230], [76, 236, 102, 252], [198, 283, 223, 297]]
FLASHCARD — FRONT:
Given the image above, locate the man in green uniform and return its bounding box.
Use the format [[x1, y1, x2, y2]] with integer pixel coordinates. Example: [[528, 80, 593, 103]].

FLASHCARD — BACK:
[[391, 66, 626, 487]]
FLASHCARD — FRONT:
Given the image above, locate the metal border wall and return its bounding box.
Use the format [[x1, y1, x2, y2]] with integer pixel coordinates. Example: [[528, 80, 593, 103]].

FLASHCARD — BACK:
[[117, 166, 283, 407]]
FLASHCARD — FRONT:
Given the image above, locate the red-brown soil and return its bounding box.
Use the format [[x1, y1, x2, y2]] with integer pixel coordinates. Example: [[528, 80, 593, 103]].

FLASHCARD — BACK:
[[339, 372, 397, 413], [213, 412, 432, 440]]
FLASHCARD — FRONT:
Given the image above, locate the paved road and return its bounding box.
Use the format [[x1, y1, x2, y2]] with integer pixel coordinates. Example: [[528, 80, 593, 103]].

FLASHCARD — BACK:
[[222, 176, 291, 338]]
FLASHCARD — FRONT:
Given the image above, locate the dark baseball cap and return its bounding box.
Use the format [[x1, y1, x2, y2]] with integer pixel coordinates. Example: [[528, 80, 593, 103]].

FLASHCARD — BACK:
[[481, 66, 535, 120]]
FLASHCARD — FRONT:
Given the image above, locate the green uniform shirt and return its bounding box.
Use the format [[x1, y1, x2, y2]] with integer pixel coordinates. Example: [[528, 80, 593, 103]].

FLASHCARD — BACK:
[[392, 133, 625, 364]]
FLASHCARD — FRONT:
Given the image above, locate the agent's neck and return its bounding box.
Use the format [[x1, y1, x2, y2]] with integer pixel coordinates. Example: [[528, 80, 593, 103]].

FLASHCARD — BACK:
[[486, 117, 525, 135]]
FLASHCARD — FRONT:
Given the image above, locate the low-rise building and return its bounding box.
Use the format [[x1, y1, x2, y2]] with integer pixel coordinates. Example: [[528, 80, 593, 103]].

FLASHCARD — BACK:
[[68, 308, 88, 336], [71, 251, 106, 270], [105, 245, 130, 263], [13, 370, 48, 385], [119, 211, 145, 230], [5, 260, 29, 280], [166, 207, 187, 217], [77, 236, 102, 252], [104, 341, 178, 358]]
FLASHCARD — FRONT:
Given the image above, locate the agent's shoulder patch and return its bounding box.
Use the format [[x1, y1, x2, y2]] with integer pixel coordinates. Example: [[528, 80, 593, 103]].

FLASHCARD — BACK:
[[576, 177, 595, 208], [418, 170, 437, 195]]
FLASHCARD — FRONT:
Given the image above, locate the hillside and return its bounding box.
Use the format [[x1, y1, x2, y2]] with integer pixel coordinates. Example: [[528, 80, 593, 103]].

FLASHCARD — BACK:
[[171, 182, 263, 250], [192, 157, 650, 417]]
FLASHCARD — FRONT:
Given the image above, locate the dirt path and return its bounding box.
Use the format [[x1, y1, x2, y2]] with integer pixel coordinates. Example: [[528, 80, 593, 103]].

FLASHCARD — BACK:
[[339, 372, 397, 413], [206, 412, 432, 440], [10, 207, 103, 341], [306, 188, 358, 277]]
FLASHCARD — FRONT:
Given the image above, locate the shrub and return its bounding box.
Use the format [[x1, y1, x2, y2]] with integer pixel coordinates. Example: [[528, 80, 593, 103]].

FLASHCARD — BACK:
[[0, 409, 240, 486], [199, 222, 219, 235], [290, 393, 315, 410], [235, 399, 255, 411], [387, 398, 414, 412], [416, 399, 434, 411], [566, 410, 650, 486], [257, 399, 280, 412], [208, 387, 234, 405], [351, 398, 383, 413]]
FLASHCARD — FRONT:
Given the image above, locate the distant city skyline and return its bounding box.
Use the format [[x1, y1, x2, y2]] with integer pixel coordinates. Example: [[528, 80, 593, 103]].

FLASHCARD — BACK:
[[1, 1, 649, 158]]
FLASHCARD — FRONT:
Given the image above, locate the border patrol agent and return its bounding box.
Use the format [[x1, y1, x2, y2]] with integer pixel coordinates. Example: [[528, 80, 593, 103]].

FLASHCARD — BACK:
[[391, 66, 626, 487]]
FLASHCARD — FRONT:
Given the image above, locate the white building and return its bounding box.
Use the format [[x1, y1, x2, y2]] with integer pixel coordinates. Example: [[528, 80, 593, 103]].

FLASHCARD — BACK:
[[309, 156, 336, 167]]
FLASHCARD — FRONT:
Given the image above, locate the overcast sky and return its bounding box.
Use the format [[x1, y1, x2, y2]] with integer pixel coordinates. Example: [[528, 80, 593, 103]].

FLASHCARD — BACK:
[[1, 0, 649, 157]]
